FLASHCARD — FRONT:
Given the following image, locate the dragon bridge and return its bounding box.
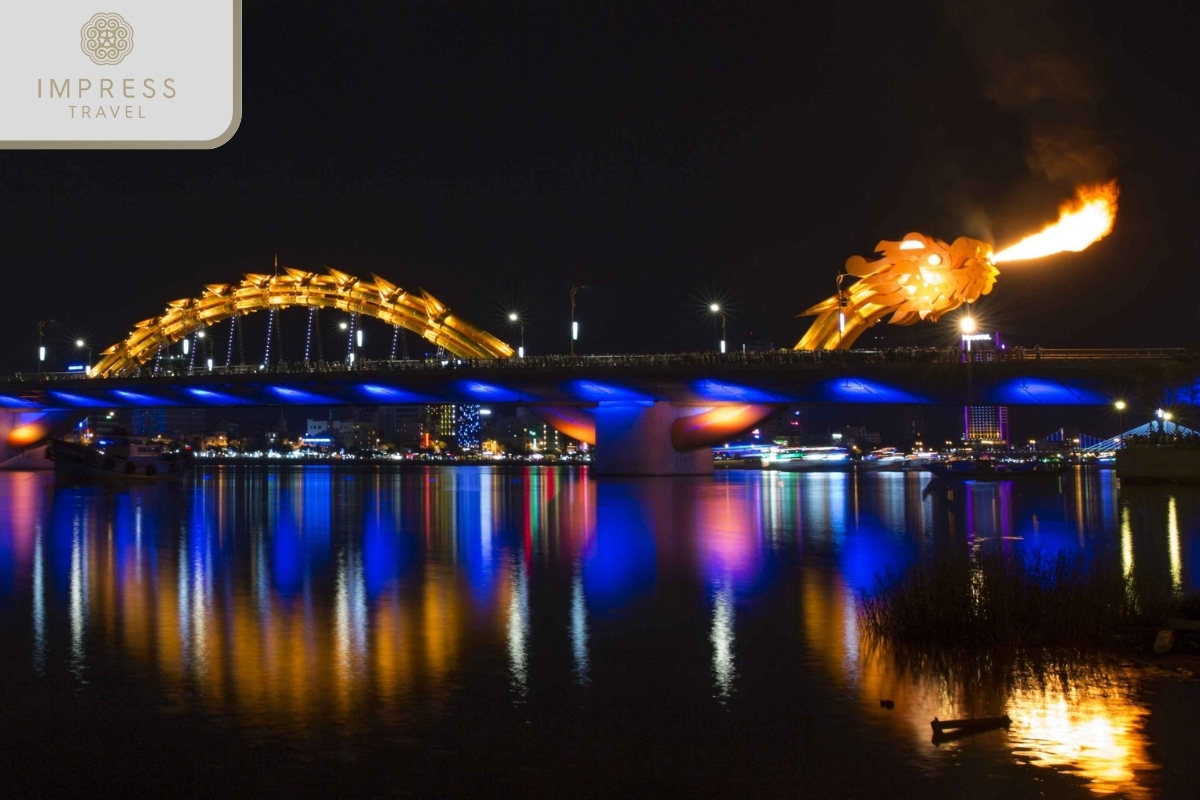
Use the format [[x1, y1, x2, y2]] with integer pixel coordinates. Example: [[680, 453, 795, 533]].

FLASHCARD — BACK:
[[89, 267, 514, 378]]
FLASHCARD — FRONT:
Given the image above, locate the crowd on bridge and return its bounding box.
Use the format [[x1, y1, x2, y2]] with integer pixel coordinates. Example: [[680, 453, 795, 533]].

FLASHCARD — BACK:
[[2, 345, 1189, 384]]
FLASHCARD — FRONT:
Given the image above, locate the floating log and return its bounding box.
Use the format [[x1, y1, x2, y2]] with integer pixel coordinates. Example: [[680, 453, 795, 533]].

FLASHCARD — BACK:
[[931, 715, 1011, 734], [930, 715, 1012, 745]]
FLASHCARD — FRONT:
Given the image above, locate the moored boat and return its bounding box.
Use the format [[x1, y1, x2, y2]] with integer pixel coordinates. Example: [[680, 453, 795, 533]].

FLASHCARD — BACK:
[[928, 457, 1066, 480], [859, 447, 906, 471], [47, 436, 193, 480], [762, 446, 854, 472]]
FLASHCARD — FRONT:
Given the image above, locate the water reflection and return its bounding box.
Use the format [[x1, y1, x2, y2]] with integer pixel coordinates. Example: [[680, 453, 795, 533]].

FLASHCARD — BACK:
[[0, 467, 1196, 796], [710, 576, 735, 700]]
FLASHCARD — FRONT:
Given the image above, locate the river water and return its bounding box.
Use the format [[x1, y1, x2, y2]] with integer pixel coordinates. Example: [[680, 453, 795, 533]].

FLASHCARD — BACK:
[[0, 466, 1197, 798]]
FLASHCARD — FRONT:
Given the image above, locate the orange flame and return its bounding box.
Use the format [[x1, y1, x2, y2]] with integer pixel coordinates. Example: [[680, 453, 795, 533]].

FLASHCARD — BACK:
[[992, 180, 1119, 263]]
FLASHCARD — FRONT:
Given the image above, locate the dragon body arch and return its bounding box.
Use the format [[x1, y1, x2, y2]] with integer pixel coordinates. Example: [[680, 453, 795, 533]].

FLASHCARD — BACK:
[[90, 267, 513, 378]]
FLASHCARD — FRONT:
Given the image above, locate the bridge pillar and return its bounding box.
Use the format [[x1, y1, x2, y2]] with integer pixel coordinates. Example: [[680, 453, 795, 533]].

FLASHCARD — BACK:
[[594, 402, 714, 477], [0, 409, 78, 470]]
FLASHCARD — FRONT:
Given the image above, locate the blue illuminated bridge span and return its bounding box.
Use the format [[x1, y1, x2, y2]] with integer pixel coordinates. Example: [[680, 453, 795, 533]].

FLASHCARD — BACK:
[[2, 348, 1197, 475], [2, 348, 1194, 408]]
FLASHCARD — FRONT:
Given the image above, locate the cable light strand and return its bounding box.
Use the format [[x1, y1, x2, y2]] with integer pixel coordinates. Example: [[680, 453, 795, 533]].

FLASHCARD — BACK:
[[263, 307, 275, 367], [346, 313, 357, 362], [304, 308, 315, 364], [226, 315, 236, 368]]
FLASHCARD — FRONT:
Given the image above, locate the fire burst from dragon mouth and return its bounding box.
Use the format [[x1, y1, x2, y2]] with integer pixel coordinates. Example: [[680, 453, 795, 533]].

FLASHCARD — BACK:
[[795, 180, 1120, 351]]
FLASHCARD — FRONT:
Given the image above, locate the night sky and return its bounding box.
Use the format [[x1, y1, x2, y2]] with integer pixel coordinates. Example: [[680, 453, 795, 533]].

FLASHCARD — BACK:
[[3, 1, 1200, 375]]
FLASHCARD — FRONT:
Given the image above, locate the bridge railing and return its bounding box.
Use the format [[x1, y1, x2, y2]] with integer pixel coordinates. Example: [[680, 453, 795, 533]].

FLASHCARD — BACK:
[[2, 347, 1195, 384]]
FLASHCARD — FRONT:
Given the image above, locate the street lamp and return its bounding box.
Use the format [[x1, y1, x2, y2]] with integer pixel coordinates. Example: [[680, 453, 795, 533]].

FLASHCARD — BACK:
[[37, 319, 56, 373], [76, 338, 91, 370], [569, 283, 585, 356], [1114, 400, 1126, 448], [960, 314, 978, 355], [508, 312, 525, 358], [710, 303, 727, 354]]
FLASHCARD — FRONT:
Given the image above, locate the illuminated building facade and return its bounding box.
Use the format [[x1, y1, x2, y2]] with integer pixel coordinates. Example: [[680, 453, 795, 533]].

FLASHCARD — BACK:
[[964, 405, 1008, 444]]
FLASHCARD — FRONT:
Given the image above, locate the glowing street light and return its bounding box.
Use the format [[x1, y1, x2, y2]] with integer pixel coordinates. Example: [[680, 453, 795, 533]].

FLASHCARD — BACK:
[[75, 338, 92, 369], [960, 314, 979, 353], [339, 321, 348, 330], [507, 312, 526, 358], [1115, 400, 1127, 448], [710, 304, 727, 354]]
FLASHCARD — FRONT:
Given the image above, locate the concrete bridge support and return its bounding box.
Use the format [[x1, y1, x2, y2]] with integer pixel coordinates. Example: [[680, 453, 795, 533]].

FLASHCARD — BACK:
[[535, 401, 778, 477], [0, 410, 78, 470], [593, 402, 715, 477]]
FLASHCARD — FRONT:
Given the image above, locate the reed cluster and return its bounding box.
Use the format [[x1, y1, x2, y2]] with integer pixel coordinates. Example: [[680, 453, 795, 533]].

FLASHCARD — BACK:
[[858, 547, 1196, 648]]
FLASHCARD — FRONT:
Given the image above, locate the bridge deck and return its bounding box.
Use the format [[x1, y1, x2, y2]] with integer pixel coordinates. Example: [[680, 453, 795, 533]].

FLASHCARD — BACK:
[[2, 349, 1197, 409]]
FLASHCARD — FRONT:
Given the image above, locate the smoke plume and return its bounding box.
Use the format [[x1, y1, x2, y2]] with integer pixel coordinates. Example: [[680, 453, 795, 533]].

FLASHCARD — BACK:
[[950, 1, 1116, 185]]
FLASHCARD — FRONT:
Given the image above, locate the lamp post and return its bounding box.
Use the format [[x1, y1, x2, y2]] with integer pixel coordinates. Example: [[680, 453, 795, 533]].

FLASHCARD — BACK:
[[508, 312, 525, 358], [569, 284, 581, 357], [76, 338, 91, 372], [37, 319, 55, 374], [709, 303, 727, 354], [339, 320, 351, 366], [960, 315, 977, 353], [960, 314, 977, 443], [1114, 400, 1126, 448]]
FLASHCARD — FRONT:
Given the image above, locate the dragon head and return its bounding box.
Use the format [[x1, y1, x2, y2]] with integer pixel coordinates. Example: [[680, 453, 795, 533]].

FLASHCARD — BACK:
[[842, 232, 998, 325], [796, 232, 1000, 350]]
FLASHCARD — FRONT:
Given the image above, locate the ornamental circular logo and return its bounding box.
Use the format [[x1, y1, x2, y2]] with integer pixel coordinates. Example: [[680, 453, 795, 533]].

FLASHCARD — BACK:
[[80, 12, 134, 65]]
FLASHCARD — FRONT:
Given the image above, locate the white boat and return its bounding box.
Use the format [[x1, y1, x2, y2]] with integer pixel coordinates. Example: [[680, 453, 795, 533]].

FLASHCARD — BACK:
[[47, 436, 193, 480], [859, 447, 906, 471], [761, 446, 853, 472], [901, 451, 942, 471]]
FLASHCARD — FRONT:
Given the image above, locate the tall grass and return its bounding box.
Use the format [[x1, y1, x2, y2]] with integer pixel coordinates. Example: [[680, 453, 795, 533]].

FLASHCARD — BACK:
[[858, 548, 1193, 649]]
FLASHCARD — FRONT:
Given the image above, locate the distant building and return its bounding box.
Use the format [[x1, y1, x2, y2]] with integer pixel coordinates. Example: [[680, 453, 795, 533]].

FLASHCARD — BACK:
[[832, 425, 881, 448], [456, 404, 483, 451], [131, 408, 205, 440], [964, 406, 1009, 444], [425, 404, 458, 450], [304, 417, 374, 448], [900, 406, 925, 446], [377, 405, 426, 447]]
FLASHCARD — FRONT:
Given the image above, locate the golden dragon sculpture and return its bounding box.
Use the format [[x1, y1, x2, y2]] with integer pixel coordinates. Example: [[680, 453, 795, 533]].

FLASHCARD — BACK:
[[795, 232, 999, 350]]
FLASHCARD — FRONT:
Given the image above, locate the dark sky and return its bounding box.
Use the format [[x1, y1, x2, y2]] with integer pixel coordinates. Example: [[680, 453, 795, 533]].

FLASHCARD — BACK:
[[4, 0, 1200, 373]]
